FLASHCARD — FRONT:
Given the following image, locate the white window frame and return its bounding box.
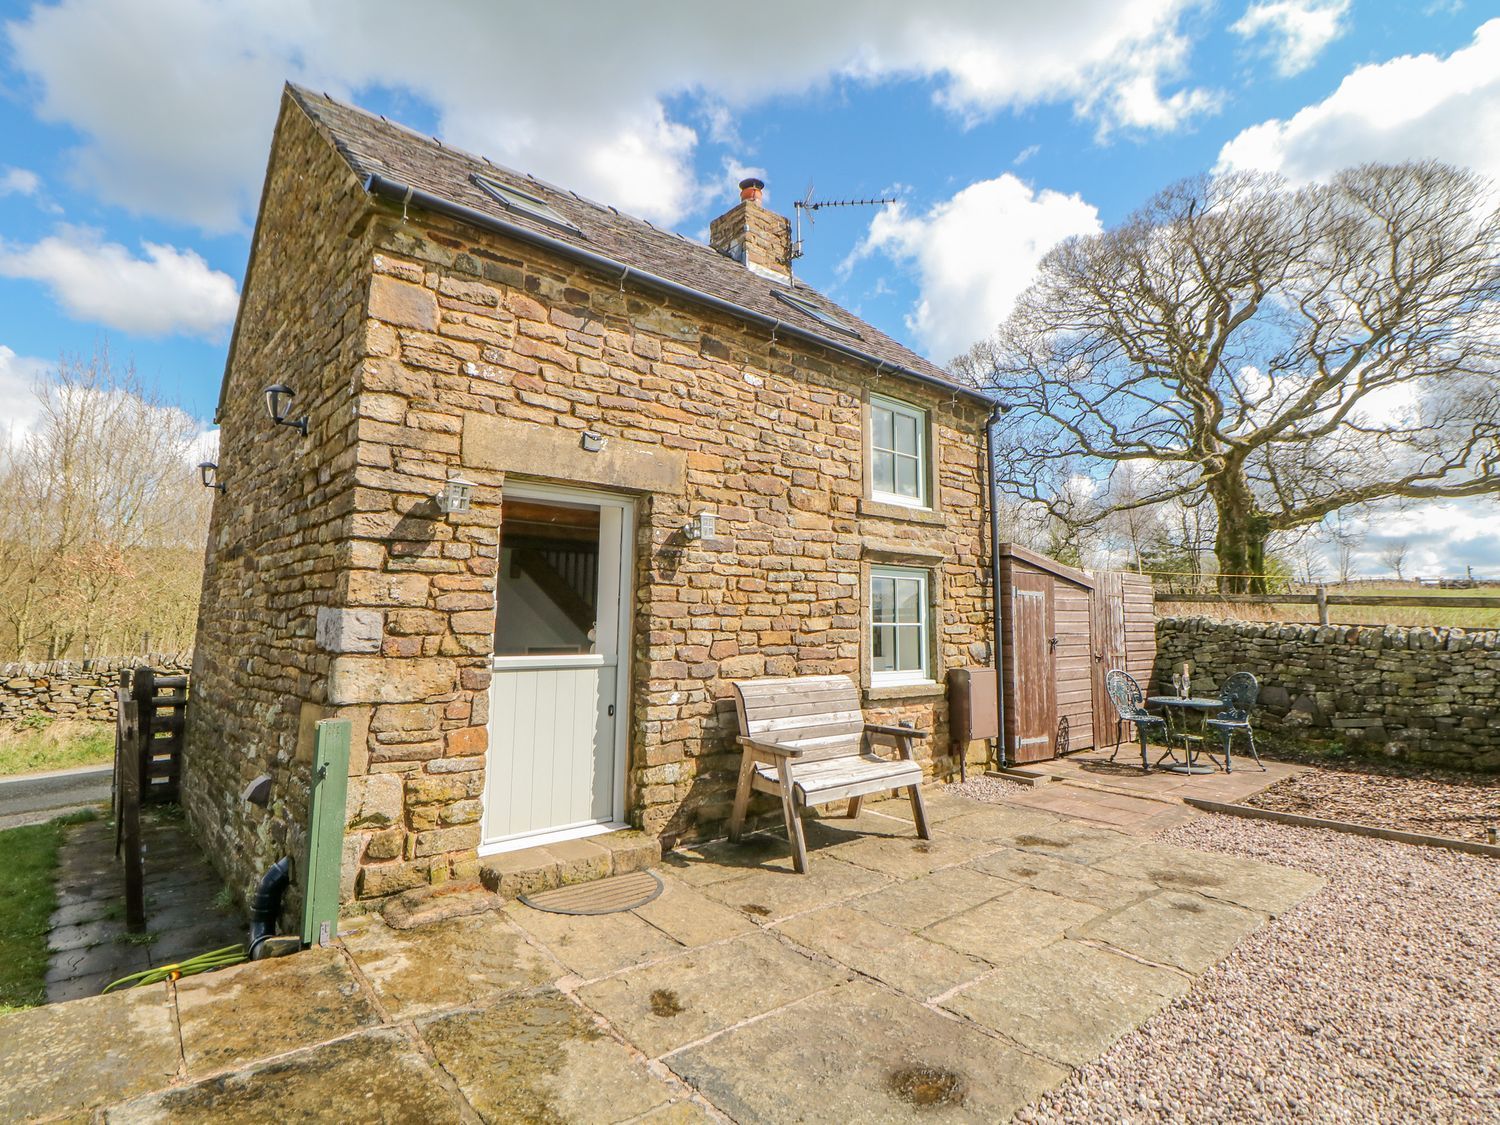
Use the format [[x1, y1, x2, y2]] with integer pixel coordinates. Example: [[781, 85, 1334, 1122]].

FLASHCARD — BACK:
[[869, 394, 930, 509], [869, 565, 932, 686]]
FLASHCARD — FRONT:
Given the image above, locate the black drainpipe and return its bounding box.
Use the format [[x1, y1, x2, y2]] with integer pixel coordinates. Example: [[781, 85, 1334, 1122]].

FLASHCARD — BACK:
[[985, 403, 1010, 770]]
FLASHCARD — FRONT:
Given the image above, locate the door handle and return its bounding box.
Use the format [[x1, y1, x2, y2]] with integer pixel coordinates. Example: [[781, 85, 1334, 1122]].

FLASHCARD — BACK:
[[607, 704, 615, 717]]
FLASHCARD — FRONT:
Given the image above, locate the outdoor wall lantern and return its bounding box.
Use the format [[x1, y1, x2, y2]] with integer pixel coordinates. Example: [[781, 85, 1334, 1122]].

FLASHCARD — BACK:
[[197, 461, 226, 493], [684, 511, 718, 541], [263, 383, 308, 436], [437, 475, 475, 515]]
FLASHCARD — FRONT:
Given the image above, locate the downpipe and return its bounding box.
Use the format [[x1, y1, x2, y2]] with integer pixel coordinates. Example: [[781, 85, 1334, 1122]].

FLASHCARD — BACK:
[[248, 856, 292, 960], [985, 403, 1010, 770]]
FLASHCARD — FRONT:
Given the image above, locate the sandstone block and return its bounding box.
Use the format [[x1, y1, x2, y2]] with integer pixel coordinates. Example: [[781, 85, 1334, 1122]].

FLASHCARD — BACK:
[[328, 656, 457, 704], [369, 274, 439, 331]]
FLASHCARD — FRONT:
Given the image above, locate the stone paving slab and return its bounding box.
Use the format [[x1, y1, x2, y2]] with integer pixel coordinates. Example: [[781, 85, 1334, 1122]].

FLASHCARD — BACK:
[[578, 931, 849, 1059], [811, 829, 999, 879], [921, 885, 1104, 964], [503, 899, 684, 980], [967, 847, 1158, 910], [1094, 837, 1325, 915], [776, 904, 990, 999], [669, 978, 1069, 1123], [0, 986, 177, 1122], [695, 852, 892, 922], [341, 911, 554, 1017], [847, 864, 1014, 931], [942, 939, 1192, 1066], [106, 1027, 466, 1123], [629, 874, 759, 947], [420, 991, 679, 1122], [1075, 889, 1267, 974], [175, 946, 380, 1076]]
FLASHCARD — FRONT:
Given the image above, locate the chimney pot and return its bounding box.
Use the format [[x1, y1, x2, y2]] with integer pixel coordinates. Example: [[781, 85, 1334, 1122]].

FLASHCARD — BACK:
[[739, 177, 765, 203], [712, 177, 791, 279]]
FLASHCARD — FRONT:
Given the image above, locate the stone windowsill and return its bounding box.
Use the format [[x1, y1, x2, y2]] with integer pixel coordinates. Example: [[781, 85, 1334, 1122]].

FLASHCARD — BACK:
[[860, 537, 948, 564], [863, 680, 946, 702], [858, 497, 946, 525]]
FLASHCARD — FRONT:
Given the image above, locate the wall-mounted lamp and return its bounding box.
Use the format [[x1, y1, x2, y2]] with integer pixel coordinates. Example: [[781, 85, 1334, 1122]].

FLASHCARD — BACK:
[[580, 431, 606, 453], [197, 461, 226, 493], [263, 383, 308, 437], [437, 475, 475, 514], [684, 511, 718, 541]]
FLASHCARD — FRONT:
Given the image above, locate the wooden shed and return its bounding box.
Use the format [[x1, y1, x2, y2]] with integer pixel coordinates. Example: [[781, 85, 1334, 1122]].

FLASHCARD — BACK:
[[997, 544, 1156, 764]]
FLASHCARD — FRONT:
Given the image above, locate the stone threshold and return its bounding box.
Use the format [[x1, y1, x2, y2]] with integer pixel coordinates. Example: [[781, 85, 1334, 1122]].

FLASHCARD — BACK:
[[477, 829, 661, 899]]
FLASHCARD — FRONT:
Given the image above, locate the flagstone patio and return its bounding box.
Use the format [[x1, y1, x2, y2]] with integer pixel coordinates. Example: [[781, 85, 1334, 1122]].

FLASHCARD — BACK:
[[0, 792, 1323, 1123]]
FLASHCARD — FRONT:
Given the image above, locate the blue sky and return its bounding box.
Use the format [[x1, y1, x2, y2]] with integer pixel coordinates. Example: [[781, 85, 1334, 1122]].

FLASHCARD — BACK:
[[1, 1, 1496, 574]]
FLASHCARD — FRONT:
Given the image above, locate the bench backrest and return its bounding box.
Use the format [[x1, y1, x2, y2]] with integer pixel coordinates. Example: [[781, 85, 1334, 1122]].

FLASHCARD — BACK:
[[732, 675, 865, 763]]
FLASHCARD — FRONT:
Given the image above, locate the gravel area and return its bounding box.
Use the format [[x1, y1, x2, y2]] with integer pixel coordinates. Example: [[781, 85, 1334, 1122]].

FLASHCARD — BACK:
[[1245, 766, 1499, 842], [941, 775, 1030, 802], [1019, 816, 1500, 1123]]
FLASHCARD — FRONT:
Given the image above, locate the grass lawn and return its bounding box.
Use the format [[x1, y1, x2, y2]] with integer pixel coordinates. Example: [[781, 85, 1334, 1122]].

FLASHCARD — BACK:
[[0, 719, 114, 778], [0, 809, 96, 1014]]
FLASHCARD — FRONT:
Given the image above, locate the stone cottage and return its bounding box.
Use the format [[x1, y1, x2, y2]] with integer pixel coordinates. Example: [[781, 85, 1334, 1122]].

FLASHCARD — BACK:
[[184, 85, 1002, 912]]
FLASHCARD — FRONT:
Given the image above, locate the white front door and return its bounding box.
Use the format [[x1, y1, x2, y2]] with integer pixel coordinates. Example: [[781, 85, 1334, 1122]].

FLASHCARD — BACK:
[[481, 483, 633, 854]]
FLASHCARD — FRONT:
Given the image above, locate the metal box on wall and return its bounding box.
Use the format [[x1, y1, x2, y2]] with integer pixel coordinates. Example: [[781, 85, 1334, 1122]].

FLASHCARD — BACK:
[[947, 666, 999, 742]]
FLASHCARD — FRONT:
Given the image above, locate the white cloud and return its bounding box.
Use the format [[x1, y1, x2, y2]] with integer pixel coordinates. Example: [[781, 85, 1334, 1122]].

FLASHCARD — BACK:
[[0, 345, 52, 441], [1342, 498, 1500, 579], [6, 0, 1215, 232], [851, 175, 1102, 361], [0, 226, 239, 340], [0, 167, 41, 197], [1219, 19, 1500, 180], [1231, 1, 1350, 76]]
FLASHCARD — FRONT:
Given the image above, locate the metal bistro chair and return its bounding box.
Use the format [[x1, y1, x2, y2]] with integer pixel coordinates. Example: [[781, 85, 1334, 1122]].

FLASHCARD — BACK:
[[1205, 671, 1264, 773], [1105, 669, 1175, 772]]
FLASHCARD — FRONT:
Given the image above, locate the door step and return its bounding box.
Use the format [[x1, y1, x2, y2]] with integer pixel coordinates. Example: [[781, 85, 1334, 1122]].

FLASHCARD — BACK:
[[478, 830, 661, 900]]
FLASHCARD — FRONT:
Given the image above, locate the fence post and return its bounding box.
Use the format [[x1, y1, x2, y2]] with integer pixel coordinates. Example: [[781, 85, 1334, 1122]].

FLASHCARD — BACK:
[[1316, 585, 1329, 625], [118, 698, 145, 930], [302, 719, 351, 946]]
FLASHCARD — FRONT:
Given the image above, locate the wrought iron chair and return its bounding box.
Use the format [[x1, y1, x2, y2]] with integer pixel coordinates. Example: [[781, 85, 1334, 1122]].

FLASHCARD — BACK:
[[1205, 671, 1264, 772], [1105, 669, 1174, 771]]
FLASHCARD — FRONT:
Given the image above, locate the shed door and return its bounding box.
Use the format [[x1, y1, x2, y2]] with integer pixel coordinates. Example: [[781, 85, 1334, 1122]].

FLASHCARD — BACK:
[[482, 484, 632, 854], [1091, 570, 1128, 749], [1011, 571, 1056, 763]]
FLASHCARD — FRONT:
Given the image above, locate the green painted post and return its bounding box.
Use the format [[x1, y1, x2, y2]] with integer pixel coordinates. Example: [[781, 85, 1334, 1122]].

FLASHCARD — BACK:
[[302, 718, 351, 945]]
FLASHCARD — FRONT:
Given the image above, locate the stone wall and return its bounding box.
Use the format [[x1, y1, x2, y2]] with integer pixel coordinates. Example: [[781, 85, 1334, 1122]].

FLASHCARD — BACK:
[[0, 654, 191, 725], [1155, 617, 1500, 771], [182, 93, 378, 915]]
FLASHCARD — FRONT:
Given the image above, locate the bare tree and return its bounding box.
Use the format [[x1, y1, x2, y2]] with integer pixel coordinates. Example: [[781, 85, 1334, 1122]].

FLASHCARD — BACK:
[[1329, 515, 1365, 586], [1378, 539, 1410, 581], [959, 162, 1500, 592], [0, 346, 211, 659]]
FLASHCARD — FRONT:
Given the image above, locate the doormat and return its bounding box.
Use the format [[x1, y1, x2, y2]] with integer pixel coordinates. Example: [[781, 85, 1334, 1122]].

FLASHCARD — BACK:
[[519, 870, 664, 915]]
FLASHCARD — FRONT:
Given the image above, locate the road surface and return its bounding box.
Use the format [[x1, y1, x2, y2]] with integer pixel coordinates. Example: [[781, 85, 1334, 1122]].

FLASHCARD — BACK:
[[0, 764, 111, 830]]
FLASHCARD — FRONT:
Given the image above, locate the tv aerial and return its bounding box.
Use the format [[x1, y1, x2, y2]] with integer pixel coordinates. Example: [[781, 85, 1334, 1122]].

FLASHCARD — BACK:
[[790, 184, 895, 260]]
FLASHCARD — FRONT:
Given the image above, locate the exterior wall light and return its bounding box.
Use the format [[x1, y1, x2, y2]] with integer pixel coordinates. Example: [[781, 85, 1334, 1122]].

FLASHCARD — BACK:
[[580, 431, 606, 453], [263, 383, 308, 436], [198, 461, 226, 493], [684, 511, 718, 541], [438, 475, 475, 514]]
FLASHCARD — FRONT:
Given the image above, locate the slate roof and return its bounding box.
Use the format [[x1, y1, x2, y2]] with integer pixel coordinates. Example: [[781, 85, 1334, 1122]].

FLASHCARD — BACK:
[[288, 85, 985, 401]]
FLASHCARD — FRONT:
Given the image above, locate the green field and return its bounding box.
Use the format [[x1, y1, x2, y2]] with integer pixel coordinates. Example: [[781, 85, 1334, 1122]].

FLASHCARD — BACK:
[[0, 720, 114, 778], [1158, 582, 1500, 630]]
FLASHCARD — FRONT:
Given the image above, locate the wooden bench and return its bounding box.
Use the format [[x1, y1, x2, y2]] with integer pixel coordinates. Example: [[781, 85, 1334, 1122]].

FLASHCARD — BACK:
[[729, 674, 931, 873]]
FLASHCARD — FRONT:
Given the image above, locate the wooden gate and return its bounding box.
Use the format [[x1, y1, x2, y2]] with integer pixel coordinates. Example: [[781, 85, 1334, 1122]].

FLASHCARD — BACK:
[[1009, 570, 1056, 763]]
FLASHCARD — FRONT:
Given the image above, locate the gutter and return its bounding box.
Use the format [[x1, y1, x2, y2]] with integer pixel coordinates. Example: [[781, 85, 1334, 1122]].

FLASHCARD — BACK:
[[361, 173, 997, 408]]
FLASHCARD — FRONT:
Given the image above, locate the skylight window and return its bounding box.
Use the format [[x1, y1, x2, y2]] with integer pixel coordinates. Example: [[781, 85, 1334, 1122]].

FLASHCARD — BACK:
[[775, 291, 861, 338], [471, 174, 582, 235]]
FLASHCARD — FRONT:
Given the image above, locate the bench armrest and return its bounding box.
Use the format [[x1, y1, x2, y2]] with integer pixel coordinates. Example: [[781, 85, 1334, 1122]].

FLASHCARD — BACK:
[[864, 723, 931, 739], [737, 735, 807, 758]]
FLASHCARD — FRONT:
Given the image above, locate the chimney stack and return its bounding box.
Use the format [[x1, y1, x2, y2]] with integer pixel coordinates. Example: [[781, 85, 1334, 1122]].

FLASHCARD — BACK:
[[710, 177, 792, 281]]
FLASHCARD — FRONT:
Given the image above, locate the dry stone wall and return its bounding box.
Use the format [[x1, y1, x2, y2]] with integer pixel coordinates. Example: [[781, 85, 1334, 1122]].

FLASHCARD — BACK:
[[0, 654, 191, 725], [1155, 617, 1500, 771]]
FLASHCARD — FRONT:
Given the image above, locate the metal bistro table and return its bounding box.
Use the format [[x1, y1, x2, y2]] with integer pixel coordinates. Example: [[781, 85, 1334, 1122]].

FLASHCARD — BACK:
[[1145, 696, 1225, 774]]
